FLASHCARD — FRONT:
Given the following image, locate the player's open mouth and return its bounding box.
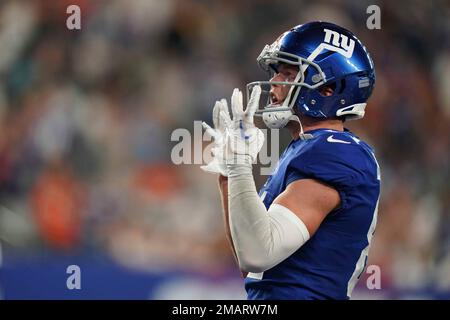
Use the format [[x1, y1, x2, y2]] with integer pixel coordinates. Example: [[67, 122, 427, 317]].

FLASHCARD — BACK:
[[269, 93, 280, 105]]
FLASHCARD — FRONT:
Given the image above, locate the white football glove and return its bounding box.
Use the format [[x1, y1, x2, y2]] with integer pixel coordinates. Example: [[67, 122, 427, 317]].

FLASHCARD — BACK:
[[200, 99, 231, 176], [223, 86, 265, 166]]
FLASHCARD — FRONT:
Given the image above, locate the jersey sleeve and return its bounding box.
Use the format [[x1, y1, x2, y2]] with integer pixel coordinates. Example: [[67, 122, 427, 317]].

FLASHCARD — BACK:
[[285, 137, 376, 209]]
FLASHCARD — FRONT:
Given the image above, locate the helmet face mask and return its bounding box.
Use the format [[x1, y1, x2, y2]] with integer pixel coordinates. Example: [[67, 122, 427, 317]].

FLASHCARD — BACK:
[[246, 21, 376, 129], [246, 43, 327, 129]]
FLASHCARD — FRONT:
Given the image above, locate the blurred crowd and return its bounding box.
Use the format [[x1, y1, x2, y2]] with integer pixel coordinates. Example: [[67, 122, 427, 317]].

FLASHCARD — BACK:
[[0, 0, 449, 295]]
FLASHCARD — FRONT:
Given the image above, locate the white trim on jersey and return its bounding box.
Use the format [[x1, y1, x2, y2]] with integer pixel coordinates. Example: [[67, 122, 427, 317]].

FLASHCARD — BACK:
[[346, 151, 380, 298], [346, 198, 379, 297]]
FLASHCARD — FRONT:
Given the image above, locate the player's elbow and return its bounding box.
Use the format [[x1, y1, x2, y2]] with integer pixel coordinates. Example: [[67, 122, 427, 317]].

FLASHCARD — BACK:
[[240, 262, 268, 274], [238, 255, 271, 273]]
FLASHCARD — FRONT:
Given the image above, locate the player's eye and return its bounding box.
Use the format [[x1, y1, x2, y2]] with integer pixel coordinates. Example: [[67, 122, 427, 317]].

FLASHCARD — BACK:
[[285, 71, 296, 81]]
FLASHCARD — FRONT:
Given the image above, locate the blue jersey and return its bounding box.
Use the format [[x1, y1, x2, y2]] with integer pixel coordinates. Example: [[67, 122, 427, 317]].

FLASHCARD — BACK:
[[245, 128, 381, 300]]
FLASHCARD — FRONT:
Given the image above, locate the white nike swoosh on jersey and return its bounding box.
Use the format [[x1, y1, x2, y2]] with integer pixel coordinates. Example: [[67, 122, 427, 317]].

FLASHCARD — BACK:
[[327, 135, 351, 144]]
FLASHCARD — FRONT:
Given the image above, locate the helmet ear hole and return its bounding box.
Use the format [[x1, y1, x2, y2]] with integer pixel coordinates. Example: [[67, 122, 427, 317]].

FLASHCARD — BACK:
[[318, 82, 336, 97]]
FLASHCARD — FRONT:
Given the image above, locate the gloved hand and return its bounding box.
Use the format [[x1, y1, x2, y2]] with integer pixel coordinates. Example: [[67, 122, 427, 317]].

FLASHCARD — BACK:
[[200, 99, 230, 176], [223, 86, 265, 167]]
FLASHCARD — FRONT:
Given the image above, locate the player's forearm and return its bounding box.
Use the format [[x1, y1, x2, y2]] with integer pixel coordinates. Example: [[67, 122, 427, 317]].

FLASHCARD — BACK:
[[227, 164, 272, 272], [218, 175, 241, 268], [227, 162, 309, 273]]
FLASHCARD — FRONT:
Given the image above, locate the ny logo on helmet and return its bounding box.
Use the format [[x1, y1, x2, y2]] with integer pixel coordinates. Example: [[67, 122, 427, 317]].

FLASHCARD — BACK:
[[323, 28, 355, 58]]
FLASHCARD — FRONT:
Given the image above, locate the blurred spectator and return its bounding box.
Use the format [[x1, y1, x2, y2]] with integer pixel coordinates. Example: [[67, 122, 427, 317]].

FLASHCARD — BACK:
[[31, 163, 84, 250]]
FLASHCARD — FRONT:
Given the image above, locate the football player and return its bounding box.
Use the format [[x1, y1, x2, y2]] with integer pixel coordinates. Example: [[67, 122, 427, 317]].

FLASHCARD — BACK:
[[201, 21, 380, 300]]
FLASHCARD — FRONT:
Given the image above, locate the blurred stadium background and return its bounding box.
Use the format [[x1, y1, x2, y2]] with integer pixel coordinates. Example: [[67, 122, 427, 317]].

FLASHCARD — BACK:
[[0, 0, 449, 299]]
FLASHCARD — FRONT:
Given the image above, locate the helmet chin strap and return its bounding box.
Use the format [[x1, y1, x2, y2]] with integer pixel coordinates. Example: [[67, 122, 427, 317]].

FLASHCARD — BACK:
[[288, 114, 314, 140]]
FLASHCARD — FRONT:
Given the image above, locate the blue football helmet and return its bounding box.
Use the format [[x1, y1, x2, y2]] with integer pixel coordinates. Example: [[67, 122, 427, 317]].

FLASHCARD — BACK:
[[247, 21, 376, 129]]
